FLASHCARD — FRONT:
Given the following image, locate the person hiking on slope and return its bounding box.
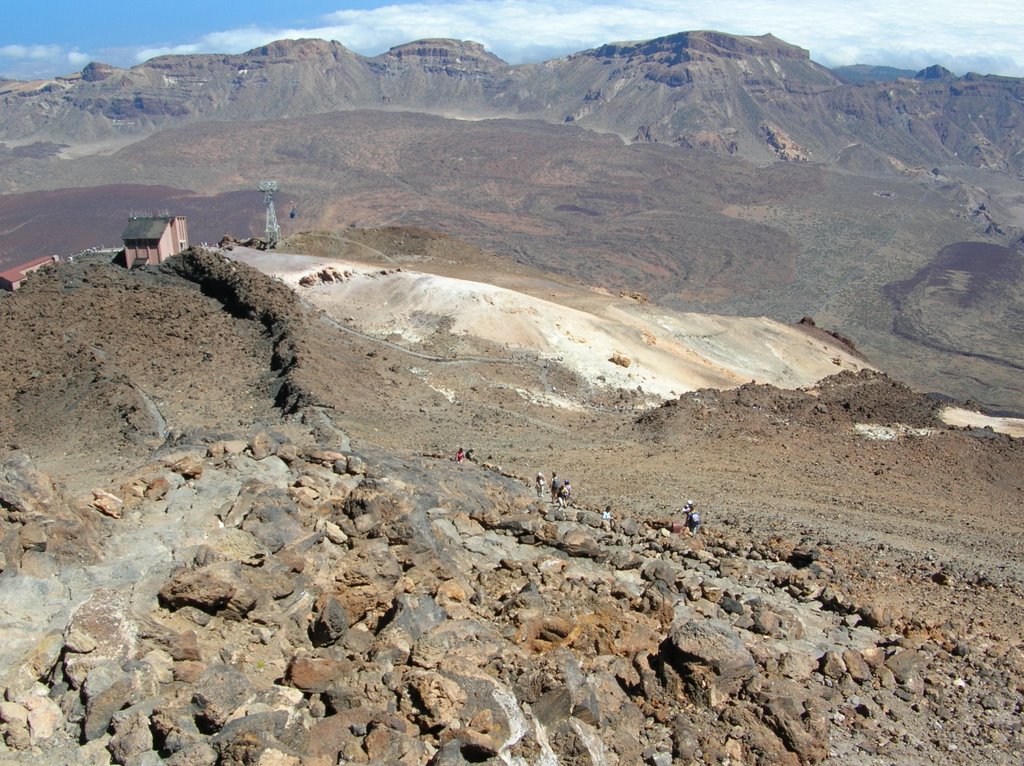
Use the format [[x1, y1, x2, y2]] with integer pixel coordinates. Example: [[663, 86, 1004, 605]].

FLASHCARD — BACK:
[[684, 500, 701, 535], [535, 472, 546, 499], [550, 473, 563, 504], [557, 480, 572, 509]]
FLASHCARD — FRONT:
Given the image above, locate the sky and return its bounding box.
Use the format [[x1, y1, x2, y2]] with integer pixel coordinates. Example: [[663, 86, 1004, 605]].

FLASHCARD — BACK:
[[3, 0, 1023, 81]]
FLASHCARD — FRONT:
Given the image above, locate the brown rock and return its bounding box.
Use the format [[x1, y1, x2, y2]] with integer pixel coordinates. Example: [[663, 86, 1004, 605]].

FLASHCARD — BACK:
[[191, 665, 255, 732], [169, 455, 204, 480], [664, 617, 757, 709], [275, 442, 299, 463], [24, 695, 62, 744], [63, 589, 137, 689], [858, 604, 893, 629], [249, 431, 276, 460], [173, 660, 206, 683], [19, 522, 47, 552], [885, 649, 925, 694], [0, 701, 30, 750], [0, 454, 59, 516], [609, 352, 632, 368], [285, 656, 348, 693], [841, 649, 872, 683], [157, 562, 258, 617], [818, 650, 847, 680], [144, 476, 171, 500], [401, 671, 467, 730], [91, 489, 124, 518], [108, 708, 154, 763]]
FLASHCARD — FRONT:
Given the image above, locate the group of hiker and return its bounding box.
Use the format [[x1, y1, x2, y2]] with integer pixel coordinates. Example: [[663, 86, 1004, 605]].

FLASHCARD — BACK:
[[458, 450, 702, 534], [536, 472, 573, 508]]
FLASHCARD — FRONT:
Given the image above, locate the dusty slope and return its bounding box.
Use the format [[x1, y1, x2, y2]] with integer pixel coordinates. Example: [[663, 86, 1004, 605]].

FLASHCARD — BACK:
[[219, 239, 1024, 581]]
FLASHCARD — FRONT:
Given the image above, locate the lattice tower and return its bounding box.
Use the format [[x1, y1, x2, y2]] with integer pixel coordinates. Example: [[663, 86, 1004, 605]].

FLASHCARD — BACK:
[[258, 180, 280, 248]]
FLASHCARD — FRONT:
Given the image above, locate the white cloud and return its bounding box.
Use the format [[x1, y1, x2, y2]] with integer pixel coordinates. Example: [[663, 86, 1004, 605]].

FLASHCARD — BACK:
[[130, 0, 1024, 76], [67, 51, 92, 69], [4, 1, 1024, 80], [0, 44, 94, 80], [308, 0, 1024, 75], [0, 44, 63, 61]]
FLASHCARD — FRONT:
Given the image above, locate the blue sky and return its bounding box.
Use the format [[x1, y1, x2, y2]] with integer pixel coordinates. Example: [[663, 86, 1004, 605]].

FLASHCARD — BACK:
[[3, 1, 1023, 81]]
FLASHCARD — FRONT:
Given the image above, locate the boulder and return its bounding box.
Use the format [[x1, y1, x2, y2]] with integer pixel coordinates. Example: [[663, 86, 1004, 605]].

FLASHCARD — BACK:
[[63, 589, 138, 689], [23, 692, 63, 744], [82, 672, 132, 742], [818, 650, 847, 680], [842, 649, 873, 683], [0, 700, 30, 749], [884, 649, 925, 694], [0, 453, 59, 516], [284, 657, 348, 694], [92, 489, 124, 518], [309, 596, 352, 647], [191, 665, 256, 732], [108, 704, 156, 763], [661, 617, 757, 708], [157, 562, 259, 618]]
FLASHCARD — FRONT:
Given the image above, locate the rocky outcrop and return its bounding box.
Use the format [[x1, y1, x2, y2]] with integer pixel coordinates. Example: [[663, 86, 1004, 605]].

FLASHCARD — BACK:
[[0, 422, 1019, 765]]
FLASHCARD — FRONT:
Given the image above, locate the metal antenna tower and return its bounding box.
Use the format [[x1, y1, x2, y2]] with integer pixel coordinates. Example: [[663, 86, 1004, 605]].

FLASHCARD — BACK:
[[258, 180, 280, 248]]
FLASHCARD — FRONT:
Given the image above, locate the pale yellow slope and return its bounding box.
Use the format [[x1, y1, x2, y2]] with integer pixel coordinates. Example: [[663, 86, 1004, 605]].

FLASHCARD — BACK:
[[226, 247, 870, 400]]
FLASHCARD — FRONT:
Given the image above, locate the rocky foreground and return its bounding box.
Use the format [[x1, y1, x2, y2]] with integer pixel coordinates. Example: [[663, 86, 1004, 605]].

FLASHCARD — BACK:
[[1, 412, 1021, 766], [1, 249, 1022, 765]]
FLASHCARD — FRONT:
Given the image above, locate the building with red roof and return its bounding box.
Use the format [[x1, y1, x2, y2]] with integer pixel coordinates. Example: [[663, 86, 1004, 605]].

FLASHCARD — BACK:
[[0, 254, 60, 291]]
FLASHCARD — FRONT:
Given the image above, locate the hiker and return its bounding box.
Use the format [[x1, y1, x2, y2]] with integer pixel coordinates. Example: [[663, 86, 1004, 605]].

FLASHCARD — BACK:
[[455, 447, 465, 463], [465, 449, 474, 462], [684, 500, 701, 535], [535, 472, 546, 499], [550, 473, 563, 504], [557, 480, 572, 508]]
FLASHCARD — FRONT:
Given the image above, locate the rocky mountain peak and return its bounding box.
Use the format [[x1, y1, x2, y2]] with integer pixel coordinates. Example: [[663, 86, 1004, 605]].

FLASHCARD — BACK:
[[915, 64, 956, 81], [79, 61, 119, 82], [374, 38, 508, 71], [587, 30, 812, 63], [243, 37, 354, 62]]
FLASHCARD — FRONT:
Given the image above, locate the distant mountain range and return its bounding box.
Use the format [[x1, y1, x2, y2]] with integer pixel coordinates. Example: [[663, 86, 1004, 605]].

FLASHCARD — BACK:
[[2, 31, 1024, 173]]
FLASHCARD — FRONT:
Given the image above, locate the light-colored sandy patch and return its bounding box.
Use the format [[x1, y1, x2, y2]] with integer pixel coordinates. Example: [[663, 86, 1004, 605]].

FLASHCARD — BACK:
[[514, 388, 588, 411], [854, 424, 936, 441], [408, 367, 457, 403], [720, 204, 774, 222], [939, 407, 1024, 437], [224, 247, 873, 402]]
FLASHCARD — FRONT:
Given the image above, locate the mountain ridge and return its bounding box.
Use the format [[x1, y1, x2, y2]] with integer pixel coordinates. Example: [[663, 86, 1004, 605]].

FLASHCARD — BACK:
[[3, 31, 1023, 172]]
